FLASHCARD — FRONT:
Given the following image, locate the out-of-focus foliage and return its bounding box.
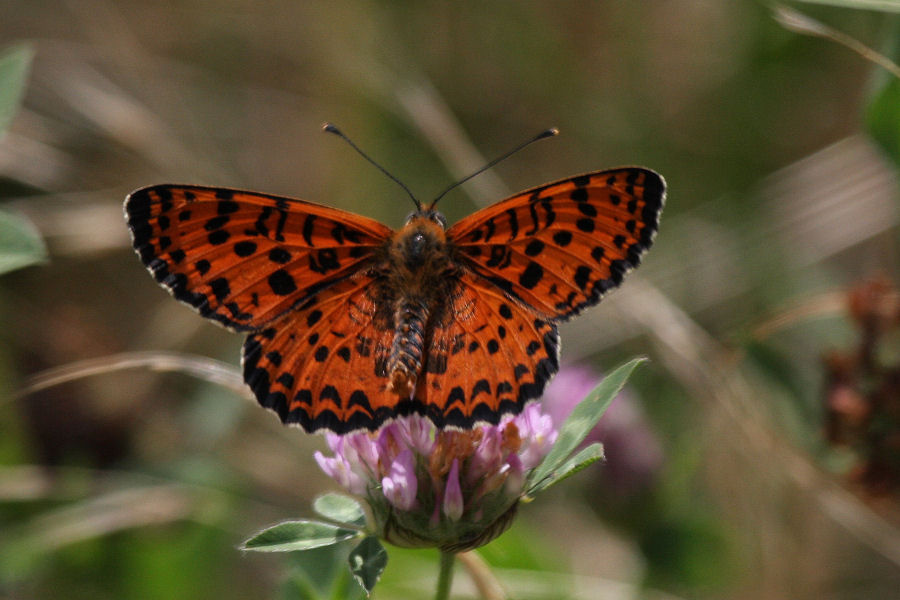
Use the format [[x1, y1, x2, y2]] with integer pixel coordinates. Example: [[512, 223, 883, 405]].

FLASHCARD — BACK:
[[0, 209, 46, 276], [0, 43, 45, 276], [866, 22, 900, 168], [0, 43, 32, 135]]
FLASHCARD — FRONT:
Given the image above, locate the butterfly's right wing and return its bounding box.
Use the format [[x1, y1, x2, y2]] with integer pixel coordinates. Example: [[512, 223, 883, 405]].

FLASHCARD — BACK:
[[125, 184, 393, 332], [242, 273, 404, 434]]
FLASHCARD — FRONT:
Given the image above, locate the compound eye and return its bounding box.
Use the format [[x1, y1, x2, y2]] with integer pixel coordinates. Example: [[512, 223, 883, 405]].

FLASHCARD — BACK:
[[404, 211, 417, 226], [430, 211, 447, 229]]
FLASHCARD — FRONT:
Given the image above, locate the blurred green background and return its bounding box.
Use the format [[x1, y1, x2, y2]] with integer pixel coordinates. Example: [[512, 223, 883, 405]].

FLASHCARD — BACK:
[[2, 1, 900, 598]]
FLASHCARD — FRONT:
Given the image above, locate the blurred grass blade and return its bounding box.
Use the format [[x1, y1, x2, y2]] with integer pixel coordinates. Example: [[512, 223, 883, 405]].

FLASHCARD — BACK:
[[0, 208, 47, 276], [773, 5, 900, 78], [0, 42, 33, 136], [775, 5, 900, 165], [527, 357, 644, 494], [240, 520, 359, 553], [347, 537, 387, 596], [15, 351, 246, 403], [313, 493, 367, 528], [794, 0, 900, 11], [0, 484, 197, 583], [527, 443, 605, 496]]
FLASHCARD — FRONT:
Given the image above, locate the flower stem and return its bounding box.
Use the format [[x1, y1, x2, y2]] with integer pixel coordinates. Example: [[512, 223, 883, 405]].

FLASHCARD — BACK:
[[458, 551, 506, 600], [435, 551, 456, 600]]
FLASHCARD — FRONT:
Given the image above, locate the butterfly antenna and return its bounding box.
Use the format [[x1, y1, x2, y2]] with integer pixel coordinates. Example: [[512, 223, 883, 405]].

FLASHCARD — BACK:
[[428, 127, 559, 210], [322, 123, 421, 210]]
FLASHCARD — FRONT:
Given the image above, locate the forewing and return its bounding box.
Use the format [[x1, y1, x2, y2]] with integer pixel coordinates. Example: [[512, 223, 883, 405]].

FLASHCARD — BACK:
[[125, 185, 393, 331], [242, 272, 402, 434], [447, 167, 665, 320], [413, 273, 560, 428]]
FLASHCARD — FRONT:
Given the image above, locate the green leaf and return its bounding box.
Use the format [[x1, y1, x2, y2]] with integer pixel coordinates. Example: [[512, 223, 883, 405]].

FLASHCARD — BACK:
[[313, 493, 367, 528], [347, 536, 387, 596], [240, 520, 360, 553], [867, 73, 900, 168], [280, 544, 366, 600], [0, 208, 47, 276], [327, 563, 367, 600], [527, 442, 605, 496], [863, 17, 900, 167], [280, 573, 325, 600], [527, 357, 645, 494], [0, 42, 34, 136]]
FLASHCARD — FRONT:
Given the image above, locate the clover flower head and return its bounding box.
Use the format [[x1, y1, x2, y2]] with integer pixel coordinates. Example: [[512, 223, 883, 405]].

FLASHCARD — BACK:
[[315, 404, 557, 552]]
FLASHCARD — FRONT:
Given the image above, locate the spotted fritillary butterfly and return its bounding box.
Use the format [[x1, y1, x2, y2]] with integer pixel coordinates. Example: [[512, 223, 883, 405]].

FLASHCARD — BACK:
[[125, 130, 664, 434]]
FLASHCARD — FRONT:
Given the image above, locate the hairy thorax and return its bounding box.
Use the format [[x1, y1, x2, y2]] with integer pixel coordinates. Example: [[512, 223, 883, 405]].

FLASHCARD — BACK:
[[376, 213, 460, 397]]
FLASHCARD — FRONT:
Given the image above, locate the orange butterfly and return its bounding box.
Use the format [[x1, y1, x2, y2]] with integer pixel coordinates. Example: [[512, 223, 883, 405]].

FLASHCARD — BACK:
[[125, 126, 664, 434]]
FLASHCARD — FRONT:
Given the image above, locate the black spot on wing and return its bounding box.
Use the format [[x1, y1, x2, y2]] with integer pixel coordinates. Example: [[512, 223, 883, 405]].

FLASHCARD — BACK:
[[553, 231, 572, 247], [269, 269, 297, 295], [217, 199, 239, 214], [209, 277, 230, 301], [337, 347, 351, 363], [234, 241, 257, 257], [269, 248, 292, 264], [570, 187, 588, 202], [572, 174, 591, 187], [302, 215, 316, 246], [575, 266, 593, 291], [505, 208, 519, 239], [524, 239, 545, 257], [204, 215, 229, 231], [519, 261, 543, 289], [208, 230, 230, 245]]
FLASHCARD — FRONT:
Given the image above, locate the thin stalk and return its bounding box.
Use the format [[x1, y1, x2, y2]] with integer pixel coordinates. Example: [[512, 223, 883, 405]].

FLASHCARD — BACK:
[[435, 551, 456, 600], [458, 551, 506, 600]]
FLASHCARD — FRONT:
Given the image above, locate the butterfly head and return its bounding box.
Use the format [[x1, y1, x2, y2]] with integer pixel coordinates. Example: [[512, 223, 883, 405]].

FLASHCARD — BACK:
[[404, 208, 447, 230], [393, 210, 451, 271]]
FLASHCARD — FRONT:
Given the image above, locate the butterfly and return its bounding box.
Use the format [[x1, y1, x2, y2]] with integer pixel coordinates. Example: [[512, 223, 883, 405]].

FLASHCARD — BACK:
[[125, 126, 665, 434]]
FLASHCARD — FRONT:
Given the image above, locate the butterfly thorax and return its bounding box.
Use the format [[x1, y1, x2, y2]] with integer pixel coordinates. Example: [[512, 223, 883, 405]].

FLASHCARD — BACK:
[[380, 213, 459, 398]]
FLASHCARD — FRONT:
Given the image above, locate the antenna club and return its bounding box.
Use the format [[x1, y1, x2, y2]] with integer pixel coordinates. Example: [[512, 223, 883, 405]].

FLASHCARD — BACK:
[[322, 122, 341, 135], [543, 127, 560, 138]]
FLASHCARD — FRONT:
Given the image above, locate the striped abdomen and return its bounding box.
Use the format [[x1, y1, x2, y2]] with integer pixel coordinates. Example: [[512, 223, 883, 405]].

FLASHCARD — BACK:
[[387, 300, 429, 397]]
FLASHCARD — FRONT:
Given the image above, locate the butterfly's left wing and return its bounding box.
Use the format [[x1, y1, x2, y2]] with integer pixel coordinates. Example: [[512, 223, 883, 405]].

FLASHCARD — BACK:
[[446, 167, 665, 321], [413, 271, 560, 428], [411, 167, 665, 427]]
